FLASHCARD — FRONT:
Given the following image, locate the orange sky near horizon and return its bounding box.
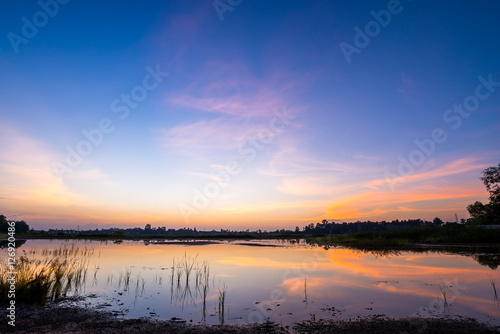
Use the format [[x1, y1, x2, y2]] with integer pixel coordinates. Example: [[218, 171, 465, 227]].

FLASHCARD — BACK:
[[1, 2, 499, 231], [0, 131, 491, 230]]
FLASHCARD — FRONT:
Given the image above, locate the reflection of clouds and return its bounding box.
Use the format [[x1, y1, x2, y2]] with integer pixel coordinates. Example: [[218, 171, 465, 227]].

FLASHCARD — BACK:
[[325, 249, 487, 280], [289, 249, 498, 319], [269, 248, 497, 315], [214, 273, 234, 278], [23, 240, 500, 324], [218, 256, 308, 269], [281, 276, 368, 297], [138, 249, 163, 255]]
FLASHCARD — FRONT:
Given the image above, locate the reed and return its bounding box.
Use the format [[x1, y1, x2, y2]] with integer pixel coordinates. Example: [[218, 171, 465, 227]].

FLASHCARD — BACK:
[[304, 277, 308, 305], [0, 245, 93, 305], [183, 253, 197, 288], [200, 260, 210, 322], [439, 283, 448, 307], [165, 254, 214, 320], [487, 274, 498, 303], [118, 267, 132, 291], [218, 284, 227, 324]]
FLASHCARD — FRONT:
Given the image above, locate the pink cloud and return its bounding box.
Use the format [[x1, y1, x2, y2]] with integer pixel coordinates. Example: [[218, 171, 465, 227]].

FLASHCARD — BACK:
[[161, 117, 258, 151], [369, 157, 489, 189]]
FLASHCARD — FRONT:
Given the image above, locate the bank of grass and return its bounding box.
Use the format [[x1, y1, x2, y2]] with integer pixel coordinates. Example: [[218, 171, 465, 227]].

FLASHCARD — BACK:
[[315, 224, 500, 248], [0, 246, 92, 304]]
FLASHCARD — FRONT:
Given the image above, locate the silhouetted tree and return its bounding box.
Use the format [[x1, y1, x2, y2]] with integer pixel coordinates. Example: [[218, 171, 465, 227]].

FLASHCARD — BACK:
[[467, 201, 488, 220], [0, 215, 7, 233], [433, 217, 444, 226], [14, 220, 29, 233], [0, 215, 30, 233], [481, 164, 500, 203], [467, 164, 500, 224]]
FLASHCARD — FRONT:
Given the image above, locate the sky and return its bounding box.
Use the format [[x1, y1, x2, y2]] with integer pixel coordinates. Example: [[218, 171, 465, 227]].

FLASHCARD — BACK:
[[0, 0, 499, 230]]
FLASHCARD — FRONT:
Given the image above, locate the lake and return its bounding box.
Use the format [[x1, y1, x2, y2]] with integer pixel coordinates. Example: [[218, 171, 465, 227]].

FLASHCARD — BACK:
[[6, 239, 500, 326]]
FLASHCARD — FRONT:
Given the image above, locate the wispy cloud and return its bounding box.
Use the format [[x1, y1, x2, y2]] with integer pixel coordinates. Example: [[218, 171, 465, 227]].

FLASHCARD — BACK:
[[250, 155, 489, 222], [0, 124, 129, 225], [161, 117, 259, 151], [0, 125, 95, 212], [160, 55, 306, 156], [324, 161, 488, 221], [167, 84, 286, 117], [368, 157, 489, 189]]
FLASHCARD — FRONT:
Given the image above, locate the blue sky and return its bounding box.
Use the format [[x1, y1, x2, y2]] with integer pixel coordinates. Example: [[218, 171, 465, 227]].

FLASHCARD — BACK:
[[1, 0, 499, 230]]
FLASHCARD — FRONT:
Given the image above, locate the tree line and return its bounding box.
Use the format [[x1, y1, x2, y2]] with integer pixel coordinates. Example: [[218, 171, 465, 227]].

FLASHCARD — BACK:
[[0, 215, 30, 234]]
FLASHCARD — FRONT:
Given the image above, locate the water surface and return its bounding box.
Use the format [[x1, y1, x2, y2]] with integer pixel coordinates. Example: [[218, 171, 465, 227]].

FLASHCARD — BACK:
[[8, 239, 500, 326]]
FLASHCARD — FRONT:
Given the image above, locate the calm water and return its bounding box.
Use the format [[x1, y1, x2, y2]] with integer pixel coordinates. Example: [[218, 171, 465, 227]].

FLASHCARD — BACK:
[[8, 239, 500, 326]]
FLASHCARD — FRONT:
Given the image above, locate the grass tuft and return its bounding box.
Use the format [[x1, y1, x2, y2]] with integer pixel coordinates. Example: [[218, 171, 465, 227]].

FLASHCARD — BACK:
[[0, 246, 93, 305]]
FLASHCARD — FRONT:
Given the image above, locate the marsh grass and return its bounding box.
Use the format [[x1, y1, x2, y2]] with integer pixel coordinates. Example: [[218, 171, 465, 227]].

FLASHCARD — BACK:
[[0, 246, 93, 305], [218, 284, 227, 324], [118, 267, 132, 292], [487, 274, 498, 304], [169, 253, 203, 309], [92, 264, 100, 287], [133, 272, 147, 305], [304, 277, 308, 305], [200, 260, 210, 322], [439, 283, 450, 312], [165, 254, 218, 322]]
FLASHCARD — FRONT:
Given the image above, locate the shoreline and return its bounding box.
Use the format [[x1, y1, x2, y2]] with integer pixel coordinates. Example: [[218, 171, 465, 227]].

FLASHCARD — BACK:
[[2, 234, 500, 244], [3, 235, 499, 253], [1, 305, 498, 333]]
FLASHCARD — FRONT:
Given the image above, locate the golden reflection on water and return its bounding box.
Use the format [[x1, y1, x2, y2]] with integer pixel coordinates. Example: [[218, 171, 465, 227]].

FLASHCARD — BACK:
[[12, 239, 500, 325]]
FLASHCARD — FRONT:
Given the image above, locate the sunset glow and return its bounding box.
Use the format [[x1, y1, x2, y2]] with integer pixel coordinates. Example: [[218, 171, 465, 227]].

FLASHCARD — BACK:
[[1, 1, 499, 230]]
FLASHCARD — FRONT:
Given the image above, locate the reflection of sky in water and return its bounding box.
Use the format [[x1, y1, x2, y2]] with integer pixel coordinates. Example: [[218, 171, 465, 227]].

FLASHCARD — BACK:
[[12, 239, 500, 326]]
